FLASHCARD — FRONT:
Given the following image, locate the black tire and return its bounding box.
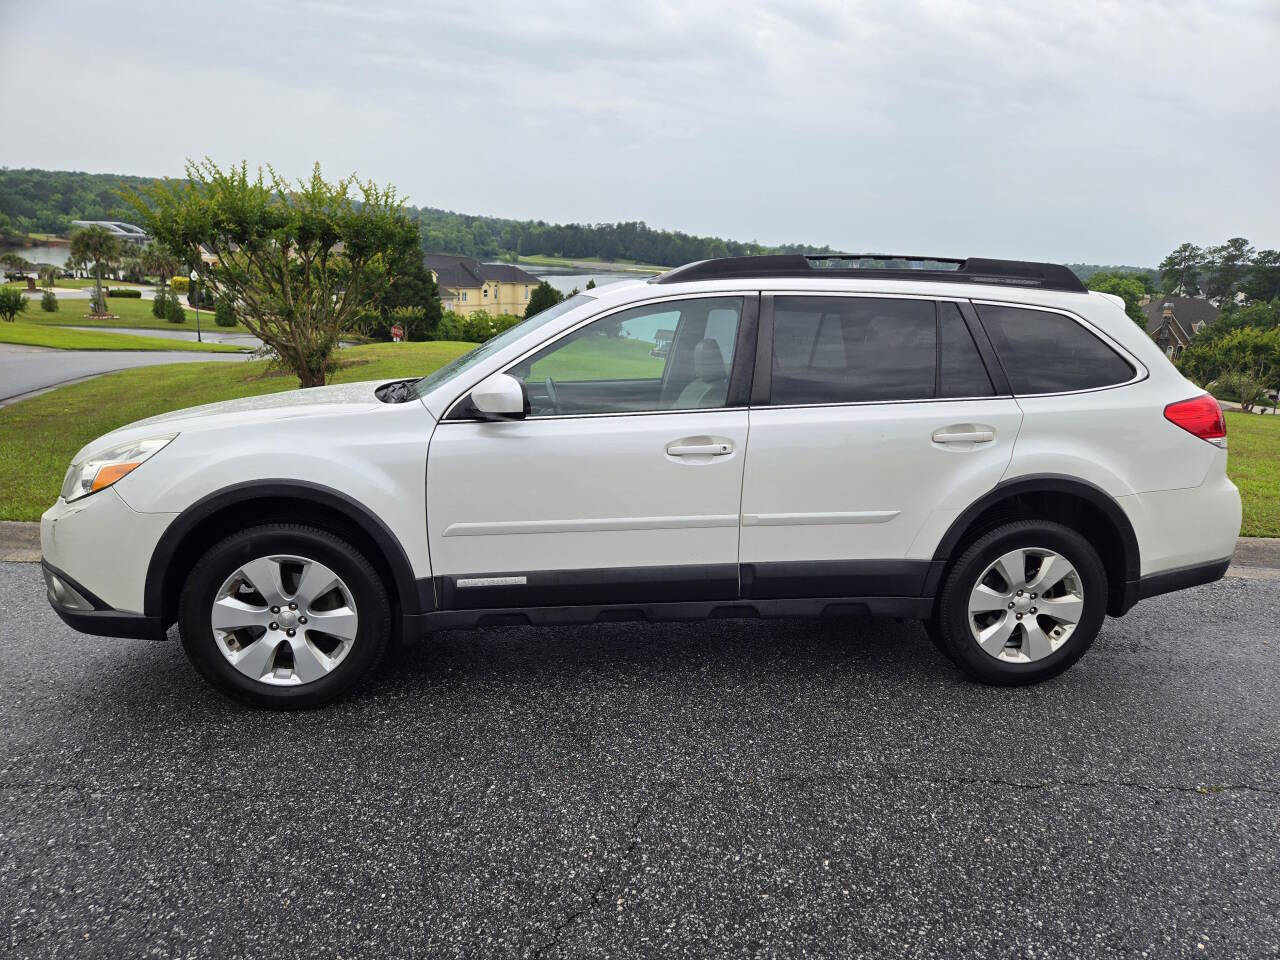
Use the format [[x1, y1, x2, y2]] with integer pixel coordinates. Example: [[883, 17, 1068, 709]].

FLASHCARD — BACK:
[[936, 519, 1107, 685], [178, 523, 391, 708]]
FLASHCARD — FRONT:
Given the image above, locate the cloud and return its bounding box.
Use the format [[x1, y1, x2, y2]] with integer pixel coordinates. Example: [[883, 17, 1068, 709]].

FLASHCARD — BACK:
[[2, 0, 1277, 263]]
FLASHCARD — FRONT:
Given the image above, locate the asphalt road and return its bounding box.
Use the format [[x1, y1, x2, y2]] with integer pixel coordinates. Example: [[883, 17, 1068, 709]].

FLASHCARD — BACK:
[[2, 562, 1277, 958], [0, 344, 246, 406]]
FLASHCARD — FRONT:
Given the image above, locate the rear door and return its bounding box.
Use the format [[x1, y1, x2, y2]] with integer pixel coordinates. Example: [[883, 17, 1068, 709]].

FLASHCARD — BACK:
[[426, 294, 757, 611], [738, 294, 1023, 599]]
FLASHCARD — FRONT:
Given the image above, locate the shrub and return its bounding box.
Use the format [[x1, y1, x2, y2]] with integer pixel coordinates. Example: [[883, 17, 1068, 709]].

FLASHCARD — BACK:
[[0, 286, 26, 322], [214, 296, 236, 327], [437, 309, 523, 343], [41, 289, 58, 312], [152, 290, 168, 318], [164, 294, 187, 323], [106, 287, 142, 298], [170, 276, 189, 293]]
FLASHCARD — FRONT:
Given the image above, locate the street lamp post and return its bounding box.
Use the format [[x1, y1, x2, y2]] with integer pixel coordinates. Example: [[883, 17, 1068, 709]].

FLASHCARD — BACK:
[[190, 269, 201, 343]]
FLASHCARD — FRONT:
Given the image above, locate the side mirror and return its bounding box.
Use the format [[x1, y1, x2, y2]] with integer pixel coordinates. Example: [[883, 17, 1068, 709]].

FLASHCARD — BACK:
[[470, 373, 528, 420]]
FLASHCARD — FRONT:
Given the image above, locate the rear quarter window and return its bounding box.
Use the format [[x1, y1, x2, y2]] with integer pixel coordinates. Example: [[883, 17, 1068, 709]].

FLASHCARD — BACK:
[[976, 304, 1135, 394]]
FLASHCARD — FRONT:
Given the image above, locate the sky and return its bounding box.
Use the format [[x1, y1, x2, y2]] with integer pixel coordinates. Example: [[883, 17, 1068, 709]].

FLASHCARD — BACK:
[[2, 0, 1277, 266]]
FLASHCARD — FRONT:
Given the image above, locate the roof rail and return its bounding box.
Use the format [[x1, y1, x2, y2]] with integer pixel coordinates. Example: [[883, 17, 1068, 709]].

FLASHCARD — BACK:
[[651, 254, 1087, 293]]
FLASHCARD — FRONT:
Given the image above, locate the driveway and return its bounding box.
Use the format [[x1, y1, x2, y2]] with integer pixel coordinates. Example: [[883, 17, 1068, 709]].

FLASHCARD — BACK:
[[65, 325, 263, 349], [0, 343, 246, 406], [2, 564, 1276, 958]]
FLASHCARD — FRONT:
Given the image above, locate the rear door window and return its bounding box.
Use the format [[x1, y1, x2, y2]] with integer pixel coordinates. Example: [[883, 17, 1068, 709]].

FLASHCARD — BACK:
[[976, 304, 1134, 394], [769, 296, 936, 404]]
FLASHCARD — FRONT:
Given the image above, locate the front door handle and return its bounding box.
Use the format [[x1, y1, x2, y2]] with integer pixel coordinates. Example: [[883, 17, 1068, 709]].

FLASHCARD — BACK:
[[666, 437, 734, 457], [932, 424, 996, 445]]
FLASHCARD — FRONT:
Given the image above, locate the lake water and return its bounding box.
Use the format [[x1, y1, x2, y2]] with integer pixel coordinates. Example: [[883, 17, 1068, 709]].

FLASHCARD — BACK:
[[519, 268, 657, 296], [0, 243, 73, 267]]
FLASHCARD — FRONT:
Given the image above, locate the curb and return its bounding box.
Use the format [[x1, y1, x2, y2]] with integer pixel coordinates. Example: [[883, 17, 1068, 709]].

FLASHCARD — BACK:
[[3, 520, 1278, 578]]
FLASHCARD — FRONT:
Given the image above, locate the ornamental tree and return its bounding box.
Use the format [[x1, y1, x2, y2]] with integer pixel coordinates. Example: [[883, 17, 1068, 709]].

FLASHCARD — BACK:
[[126, 160, 419, 387]]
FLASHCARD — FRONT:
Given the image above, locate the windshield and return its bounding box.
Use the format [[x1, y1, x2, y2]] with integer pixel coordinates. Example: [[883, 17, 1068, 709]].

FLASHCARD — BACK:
[[410, 294, 596, 399]]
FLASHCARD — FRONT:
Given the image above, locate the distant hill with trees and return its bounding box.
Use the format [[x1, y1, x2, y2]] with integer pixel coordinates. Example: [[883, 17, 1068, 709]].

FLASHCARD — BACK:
[[1, 167, 1183, 279]]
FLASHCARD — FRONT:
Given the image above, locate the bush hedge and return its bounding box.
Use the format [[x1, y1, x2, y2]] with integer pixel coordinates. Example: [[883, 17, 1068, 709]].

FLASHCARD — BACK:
[[164, 295, 187, 324], [214, 297, 237, 327], [106, 288, 142, 298], [170, 276, 189, 293]]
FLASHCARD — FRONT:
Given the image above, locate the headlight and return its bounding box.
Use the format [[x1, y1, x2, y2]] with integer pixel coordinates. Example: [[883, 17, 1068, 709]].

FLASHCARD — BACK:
[[60, 435, 177, 503]]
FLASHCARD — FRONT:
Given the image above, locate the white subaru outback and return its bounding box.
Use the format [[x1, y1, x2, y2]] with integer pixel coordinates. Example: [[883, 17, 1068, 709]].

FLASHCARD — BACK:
[[41, 255, 1241, 707]]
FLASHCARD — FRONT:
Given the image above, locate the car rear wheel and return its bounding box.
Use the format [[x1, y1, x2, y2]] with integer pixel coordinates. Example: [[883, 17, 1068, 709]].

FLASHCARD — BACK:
[[936, 519, 1107, 685], [178, 523, 390, 708]]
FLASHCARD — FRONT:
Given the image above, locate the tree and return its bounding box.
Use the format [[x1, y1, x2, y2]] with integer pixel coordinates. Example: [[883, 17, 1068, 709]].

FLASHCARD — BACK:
[[1087, 272, 1147, 326], [127, 160, 419, 388], [69, 225, 123, 317], [141, 242, 179, 292], [1242, 250, 1280, 304], [0, 252, 30, 278], [1178, 326, 1280, 412], [0, 286, 27, 322], [378, 249, 442, 340], [1158, 243, 1204, 296], [38, 264, 58, 289], [523, 280, 564, 319], [1203, 237, 1255, 302]]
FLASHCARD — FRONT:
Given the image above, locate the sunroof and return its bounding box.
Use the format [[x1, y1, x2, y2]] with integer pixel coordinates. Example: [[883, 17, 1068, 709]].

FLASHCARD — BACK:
[[806, 255, 963, 271]]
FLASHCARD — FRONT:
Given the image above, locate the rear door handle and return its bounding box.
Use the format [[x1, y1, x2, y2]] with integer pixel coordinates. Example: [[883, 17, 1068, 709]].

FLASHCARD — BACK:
[[932, 425, 996, 444], [666, 437, 734, 457]]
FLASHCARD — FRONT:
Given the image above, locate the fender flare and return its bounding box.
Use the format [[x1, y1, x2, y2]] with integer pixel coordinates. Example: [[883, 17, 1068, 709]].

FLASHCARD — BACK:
[[143, 480, 428, 620], [926, 473, 1140, 599]]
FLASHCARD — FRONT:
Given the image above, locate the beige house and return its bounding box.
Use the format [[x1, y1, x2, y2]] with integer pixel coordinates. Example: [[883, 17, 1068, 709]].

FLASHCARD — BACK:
[[424, 254, 540, 317]]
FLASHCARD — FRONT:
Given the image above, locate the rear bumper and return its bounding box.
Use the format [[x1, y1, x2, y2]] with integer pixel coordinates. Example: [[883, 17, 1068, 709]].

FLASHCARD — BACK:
[[42, 561, 166, 641], [1118, 556, 1233, 615]]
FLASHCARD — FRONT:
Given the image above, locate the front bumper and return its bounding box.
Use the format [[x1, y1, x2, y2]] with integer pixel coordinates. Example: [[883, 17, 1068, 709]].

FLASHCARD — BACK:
[[41, 487, 177, 639], [42, 560, 166, 640]]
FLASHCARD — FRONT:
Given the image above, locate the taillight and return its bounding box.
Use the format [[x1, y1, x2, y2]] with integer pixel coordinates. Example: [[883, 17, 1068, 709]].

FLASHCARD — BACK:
[[1164, 394, 1227, 447]]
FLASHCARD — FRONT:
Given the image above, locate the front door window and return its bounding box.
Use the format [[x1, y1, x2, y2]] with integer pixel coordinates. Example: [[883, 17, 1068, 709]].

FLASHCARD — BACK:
[[509, 297, 743, 417]]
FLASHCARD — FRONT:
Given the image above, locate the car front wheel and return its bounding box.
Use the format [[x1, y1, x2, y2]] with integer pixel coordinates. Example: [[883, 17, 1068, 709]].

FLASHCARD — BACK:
[[935, 519, 1107, 685], [178, 523, 390, 708]]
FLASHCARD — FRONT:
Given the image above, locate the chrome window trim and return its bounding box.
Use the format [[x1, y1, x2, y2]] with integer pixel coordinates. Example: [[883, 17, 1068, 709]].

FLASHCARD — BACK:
[[440, 290, 754, 423]]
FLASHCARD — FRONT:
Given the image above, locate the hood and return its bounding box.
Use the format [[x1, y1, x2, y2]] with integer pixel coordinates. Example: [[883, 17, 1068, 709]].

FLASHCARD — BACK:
[[72, 380, 403, 463]]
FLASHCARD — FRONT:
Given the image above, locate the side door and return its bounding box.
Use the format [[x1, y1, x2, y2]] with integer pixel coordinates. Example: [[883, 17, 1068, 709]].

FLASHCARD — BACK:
[[426, 294, 757, 611], [738, 294, 1023, 600]]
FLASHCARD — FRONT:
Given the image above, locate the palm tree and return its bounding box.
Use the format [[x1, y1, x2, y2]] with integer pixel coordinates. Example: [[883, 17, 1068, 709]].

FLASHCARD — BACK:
[[38, 264, 58, 289], [0, 252, 30, 278], [69, 226, 123, 315], [141, 242, 178, 292]]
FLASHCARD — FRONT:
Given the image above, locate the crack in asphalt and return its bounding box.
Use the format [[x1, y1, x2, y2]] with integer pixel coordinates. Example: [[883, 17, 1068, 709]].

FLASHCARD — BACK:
[[531, 782, 676, 959]]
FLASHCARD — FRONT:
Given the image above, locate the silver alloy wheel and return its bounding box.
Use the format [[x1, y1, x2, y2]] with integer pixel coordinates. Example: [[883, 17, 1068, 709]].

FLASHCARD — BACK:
[[210, 554, 359, 686], [966, 547, 1084, 663]]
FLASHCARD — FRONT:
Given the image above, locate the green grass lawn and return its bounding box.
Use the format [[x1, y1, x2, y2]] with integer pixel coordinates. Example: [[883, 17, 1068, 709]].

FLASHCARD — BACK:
[[1225, 411, 1280, 538], [4, 278, 149, 290], [0, 318, 246, 353], [0, 341, 472, 520], [526, 334, 665, 381], [25, 294, 255, 333]]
